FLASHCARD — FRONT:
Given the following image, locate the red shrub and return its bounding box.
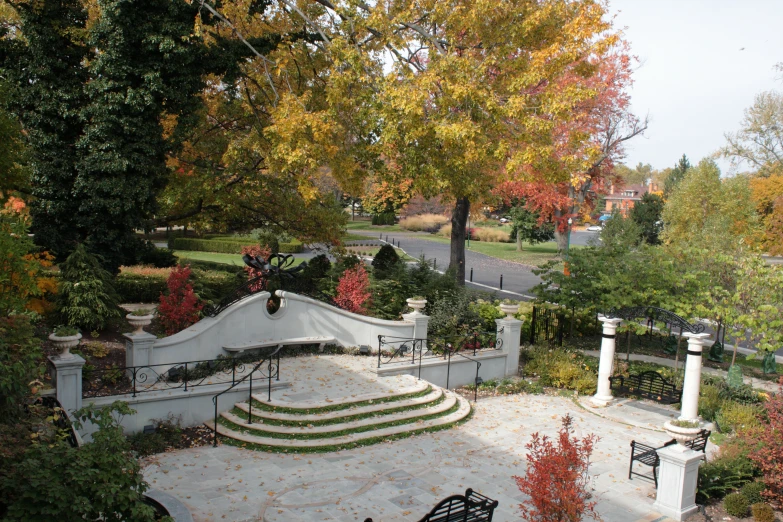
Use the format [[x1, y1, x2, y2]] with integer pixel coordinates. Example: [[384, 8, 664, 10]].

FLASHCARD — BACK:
[[157, 265, 203, 335], [748, 378, 783, 506], [334, 264, 371, 314], [514, 414, 600, 522], [241, 245, 271, 292]]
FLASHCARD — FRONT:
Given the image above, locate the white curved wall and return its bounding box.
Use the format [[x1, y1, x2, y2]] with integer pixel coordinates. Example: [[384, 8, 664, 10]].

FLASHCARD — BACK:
[[148, 291, 415, 365]]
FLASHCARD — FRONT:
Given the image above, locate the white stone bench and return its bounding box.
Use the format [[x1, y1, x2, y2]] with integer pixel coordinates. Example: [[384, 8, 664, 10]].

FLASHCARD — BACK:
[[223, 336, 337, 354]]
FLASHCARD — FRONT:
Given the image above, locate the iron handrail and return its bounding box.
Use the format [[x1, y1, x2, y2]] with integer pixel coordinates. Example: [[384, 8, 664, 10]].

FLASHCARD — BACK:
[[443, 344, 482, 403], [211, 345, 284, 447]]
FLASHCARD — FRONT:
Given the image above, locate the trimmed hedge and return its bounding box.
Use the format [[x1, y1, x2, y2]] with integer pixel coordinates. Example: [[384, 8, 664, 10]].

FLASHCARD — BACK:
[[182, 259, 245, 274], [172, 237, 303, 254], [115, 267, 242, 303]]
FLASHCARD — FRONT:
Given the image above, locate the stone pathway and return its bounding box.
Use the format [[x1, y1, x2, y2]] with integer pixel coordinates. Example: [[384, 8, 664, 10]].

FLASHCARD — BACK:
[[144, 357, 682, 521]]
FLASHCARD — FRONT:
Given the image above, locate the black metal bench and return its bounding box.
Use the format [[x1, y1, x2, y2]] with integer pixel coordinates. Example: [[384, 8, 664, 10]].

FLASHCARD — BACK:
[[609, 371, 682, 404], [629, 430, 710, 487], [364, 488, 498, 522]]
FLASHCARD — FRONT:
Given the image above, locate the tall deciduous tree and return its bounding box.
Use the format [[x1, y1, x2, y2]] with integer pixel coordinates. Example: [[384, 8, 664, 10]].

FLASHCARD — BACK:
[[721, 91, 783, 178], [749, 174, 783, 254], [661, 159, 761, 252]]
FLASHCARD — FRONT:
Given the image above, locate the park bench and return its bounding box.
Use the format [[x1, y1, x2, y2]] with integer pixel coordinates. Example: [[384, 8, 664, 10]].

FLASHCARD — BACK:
[[629, 429, 710, 487], [222, 336, 336, 354], [609, 370, 682, 404], [364, 488, 498, 522]]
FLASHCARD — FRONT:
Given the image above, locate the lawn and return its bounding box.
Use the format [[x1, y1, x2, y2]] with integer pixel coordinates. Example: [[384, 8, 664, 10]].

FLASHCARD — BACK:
[[345, 220, 404, 233], [174, 250, 306, 267]]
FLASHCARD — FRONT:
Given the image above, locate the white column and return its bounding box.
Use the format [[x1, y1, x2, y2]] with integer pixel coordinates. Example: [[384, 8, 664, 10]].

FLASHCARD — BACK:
[[402, 311, 429, 355], [496, 317, 523, 376], [679, 332, 710, 422], [48, 354, 86, 419], [653, 445, 704, 521], [591, 316, 623, 407]]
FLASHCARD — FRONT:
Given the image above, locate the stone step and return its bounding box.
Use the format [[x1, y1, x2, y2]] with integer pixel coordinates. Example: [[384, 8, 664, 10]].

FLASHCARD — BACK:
[[252, 380, 429, 411], [221, 393, 458, 436], [207, 392, 471, 449], [236, 387, 443, 422]]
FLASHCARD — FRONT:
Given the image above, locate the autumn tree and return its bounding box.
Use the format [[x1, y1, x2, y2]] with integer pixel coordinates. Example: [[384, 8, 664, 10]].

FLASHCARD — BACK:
[[721, 91, 783, 177], [749, 174, 783, 254], [661, 159, 761, 252], [493, 42, 646, 252]]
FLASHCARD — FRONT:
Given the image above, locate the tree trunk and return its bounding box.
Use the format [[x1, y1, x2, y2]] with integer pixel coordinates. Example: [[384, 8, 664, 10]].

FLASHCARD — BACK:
[[351, 198, 355, 221], [449, 197, 470, 285], [516, 230, 522, 252], [554, 229, 567, 252]]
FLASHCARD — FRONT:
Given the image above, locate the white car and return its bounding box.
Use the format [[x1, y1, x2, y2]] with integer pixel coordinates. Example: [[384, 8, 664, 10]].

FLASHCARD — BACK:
[[586, 224, 602, 232], [499, 217, 510, 224]]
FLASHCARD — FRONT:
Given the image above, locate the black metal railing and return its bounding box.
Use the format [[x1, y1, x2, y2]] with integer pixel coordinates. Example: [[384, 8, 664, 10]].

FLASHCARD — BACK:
[[378, 330, 500, 402], [211, 345, 284, 447], [529, 306, 567, 346], [82, 353, 277, 399]]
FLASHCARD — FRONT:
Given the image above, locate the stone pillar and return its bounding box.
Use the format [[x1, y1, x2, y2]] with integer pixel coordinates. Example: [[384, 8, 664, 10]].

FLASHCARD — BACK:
[[653, 445, 704, 521], [124, 332, 157, 368], [591, 316, 623, 407], [496, 317, 523, 376], [48, 354, 86, 418], [680, 332, 710, 422], [402, 311, 429, 355]]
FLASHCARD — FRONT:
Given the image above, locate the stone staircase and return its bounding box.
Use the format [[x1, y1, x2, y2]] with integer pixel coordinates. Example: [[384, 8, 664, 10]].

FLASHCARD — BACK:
[[206, 381, 472, 452]]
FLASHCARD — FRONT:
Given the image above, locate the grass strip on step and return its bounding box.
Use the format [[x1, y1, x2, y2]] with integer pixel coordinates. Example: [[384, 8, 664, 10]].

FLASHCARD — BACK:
[[234, 393, 446, 427], [217, 407, 473, 454], [218, 401, 460, 441], [250, 385, 432, 415]]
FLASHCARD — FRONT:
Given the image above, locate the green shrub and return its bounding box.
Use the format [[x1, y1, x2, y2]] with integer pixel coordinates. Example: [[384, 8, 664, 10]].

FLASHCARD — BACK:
[[57, 245, 121, 330], [182, 259, 244, 274], [0, 316, 43, 419], [522, 346, 597, 395], [703, 375, 764, 405], [723, 492, 749, 518], [371, 212, 396, 225], [750, 502, 774, 522], [697, 446, 758, 502], [127, 415, 183, 457], [136, 241, 177, 268], [716, 401, 763, 434], [254, 230, 280, 254], [81, 341, 109, 359], [698, 384, 724, 422], [115, 265, 241, 303], [742, 481, 766, 505], [372, 244, 401, 274], [279, 240, 303, 253], [171, 237, 254, 254]]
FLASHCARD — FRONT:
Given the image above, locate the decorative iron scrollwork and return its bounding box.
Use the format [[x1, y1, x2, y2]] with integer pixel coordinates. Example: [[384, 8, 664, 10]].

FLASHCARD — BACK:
[[204, 253, 308, 317], [604, 306, 706, 334]]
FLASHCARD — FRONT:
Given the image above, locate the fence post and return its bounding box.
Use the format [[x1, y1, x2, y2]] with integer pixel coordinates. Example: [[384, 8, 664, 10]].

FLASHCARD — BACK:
[[48, 354, 86, 419], [496, 315, 523, 376], [469, 267, 473, 282], [529, 306, 537, 345]]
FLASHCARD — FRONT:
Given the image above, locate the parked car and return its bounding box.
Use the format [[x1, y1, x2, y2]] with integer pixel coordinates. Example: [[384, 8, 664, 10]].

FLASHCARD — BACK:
[[499, 217, 510, 224], [586, 224, 602, 232]]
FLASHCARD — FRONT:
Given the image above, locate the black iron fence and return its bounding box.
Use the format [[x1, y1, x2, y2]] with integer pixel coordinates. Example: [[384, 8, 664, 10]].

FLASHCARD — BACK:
[[81, 353, 280, 399], [529, 306, 567, 346]]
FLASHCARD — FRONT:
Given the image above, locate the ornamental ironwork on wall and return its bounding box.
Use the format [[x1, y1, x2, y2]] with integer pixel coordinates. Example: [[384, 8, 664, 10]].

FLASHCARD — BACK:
[[604, 306, 706, 334], [203, 253, 307, 317]]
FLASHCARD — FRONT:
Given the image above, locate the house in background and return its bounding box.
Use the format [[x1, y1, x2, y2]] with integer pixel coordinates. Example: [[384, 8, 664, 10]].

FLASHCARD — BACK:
[[602, 183, 658, 217]]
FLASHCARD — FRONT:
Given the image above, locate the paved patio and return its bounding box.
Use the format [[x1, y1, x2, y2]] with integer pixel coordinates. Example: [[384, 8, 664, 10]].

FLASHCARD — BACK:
[[143, 356, 686, 521]]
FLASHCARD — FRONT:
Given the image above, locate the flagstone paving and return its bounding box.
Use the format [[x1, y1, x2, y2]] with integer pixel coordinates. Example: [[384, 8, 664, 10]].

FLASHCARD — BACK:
[[144, 359, 686, 522]]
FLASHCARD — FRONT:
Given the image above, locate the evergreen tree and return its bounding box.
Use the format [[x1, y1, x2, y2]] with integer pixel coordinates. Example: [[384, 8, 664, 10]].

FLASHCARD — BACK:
[[630, 193, 664, 245], [1, 0, 89, 258], [664, 154, 691, 198]]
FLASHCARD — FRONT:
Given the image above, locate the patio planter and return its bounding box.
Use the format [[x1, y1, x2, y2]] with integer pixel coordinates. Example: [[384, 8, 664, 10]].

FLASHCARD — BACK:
[[49, 333, 82, 359], [663, 421, 702, 448], [499, 303, 519, 319], [406, 298, 427, 313], [127, 313, 154, 335]]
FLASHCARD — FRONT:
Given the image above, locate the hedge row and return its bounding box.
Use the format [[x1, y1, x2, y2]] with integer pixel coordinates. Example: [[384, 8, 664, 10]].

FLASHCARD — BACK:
[[171, 237, 303, 254], [115, 268, 242, 303]]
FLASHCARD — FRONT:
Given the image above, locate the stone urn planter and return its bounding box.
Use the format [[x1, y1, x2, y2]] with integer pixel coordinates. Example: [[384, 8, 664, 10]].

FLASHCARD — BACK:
[[664, 420, 702, 448], [406, 297, 427, 313], [499, 303, 519, 319], [127, 312, 154, 335], [49, 332, 82, 359]]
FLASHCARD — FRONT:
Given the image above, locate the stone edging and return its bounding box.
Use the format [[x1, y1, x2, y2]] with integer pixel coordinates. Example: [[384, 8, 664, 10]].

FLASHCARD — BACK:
[[145, 488, 194, 522]]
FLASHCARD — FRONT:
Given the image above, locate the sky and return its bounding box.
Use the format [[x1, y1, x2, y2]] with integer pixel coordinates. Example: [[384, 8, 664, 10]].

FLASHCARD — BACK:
[[609, 0, 783, 174]]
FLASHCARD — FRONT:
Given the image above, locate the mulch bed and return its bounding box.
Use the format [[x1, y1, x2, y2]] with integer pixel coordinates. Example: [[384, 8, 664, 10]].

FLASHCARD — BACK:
[[687, 501, 782, 521]]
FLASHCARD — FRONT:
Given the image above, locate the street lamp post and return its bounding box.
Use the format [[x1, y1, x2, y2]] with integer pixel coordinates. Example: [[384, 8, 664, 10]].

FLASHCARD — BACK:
[[564, 217, 573, 275]]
